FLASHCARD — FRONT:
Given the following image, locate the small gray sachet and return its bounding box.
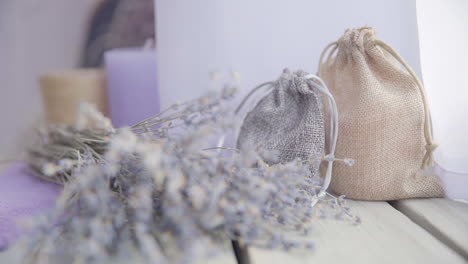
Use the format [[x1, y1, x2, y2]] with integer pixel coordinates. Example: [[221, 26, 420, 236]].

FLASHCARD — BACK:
[[236, 69, 342, 196]]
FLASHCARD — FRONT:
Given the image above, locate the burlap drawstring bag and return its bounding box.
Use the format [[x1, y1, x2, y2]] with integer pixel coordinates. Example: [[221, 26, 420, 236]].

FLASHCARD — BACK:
[[318, 27, 444, 200], [236, 69, 351, 198]]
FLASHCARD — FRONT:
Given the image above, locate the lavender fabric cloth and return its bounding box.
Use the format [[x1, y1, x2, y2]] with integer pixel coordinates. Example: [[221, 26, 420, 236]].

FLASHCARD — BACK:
[[0, 163, 61, 250]]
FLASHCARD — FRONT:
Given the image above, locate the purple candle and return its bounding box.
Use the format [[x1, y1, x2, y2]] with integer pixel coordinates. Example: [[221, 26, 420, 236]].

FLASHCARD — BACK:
[[104, 47, 160, 128]]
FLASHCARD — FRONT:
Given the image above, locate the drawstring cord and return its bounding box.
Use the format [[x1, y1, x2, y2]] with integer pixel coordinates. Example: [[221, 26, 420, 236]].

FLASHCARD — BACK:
[[304, 74, 341, 198], [318, 41, 338, 77], [234, 81, 275, 115], [373, 40, 437, 169]]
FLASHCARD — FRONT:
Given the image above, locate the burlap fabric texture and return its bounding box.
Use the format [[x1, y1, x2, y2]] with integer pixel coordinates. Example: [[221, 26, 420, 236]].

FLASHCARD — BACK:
[[318, 27, 444, 200], [237, 69, 340, 192]]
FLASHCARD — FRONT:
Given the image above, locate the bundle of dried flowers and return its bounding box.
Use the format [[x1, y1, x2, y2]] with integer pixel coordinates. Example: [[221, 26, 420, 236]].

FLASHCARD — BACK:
[[22, 86, 359, 264]]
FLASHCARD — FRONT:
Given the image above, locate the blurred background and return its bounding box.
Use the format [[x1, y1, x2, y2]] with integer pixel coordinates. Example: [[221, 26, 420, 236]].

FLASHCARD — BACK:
[[0, 0, 155, 168], [0, 0, 467, 179]]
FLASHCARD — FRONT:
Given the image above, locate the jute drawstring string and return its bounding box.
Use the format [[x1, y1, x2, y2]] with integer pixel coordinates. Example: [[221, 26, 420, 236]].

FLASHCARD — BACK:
[[373, 40, 437, 169]]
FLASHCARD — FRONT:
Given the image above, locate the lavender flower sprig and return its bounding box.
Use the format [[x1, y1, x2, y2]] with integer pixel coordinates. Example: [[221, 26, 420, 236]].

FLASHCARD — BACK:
[[23, 86, 359, 264]]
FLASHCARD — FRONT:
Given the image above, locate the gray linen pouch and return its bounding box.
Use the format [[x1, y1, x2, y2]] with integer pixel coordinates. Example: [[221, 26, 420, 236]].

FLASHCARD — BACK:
[[236, 69, 343, 194]]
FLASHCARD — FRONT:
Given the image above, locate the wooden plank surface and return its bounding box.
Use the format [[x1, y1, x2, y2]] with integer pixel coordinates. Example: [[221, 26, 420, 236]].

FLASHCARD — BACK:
[[2, 200, 467, 264], [0, 242, 237, 264], [392, 198, 468, 260], [249, 200, 466, 264]]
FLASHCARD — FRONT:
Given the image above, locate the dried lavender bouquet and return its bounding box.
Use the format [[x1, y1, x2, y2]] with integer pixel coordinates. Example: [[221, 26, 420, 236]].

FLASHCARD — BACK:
[[22, 86, 358, 264]]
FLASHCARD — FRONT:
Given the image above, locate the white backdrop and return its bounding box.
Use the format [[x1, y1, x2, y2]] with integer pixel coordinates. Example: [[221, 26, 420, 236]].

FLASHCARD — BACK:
[[0, 0, 98, 171], [416, 0, 468, 173], [155, 0, 421, 108]]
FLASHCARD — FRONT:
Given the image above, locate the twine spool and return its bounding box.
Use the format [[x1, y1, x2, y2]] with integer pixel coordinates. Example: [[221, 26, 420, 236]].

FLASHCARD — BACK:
[[40, 69, 109, 125]]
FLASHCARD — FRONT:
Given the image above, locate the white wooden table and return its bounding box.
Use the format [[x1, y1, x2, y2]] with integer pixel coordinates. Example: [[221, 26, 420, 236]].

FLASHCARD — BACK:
[[250, 199, 468, 264], [1, 199, 467, 264]]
